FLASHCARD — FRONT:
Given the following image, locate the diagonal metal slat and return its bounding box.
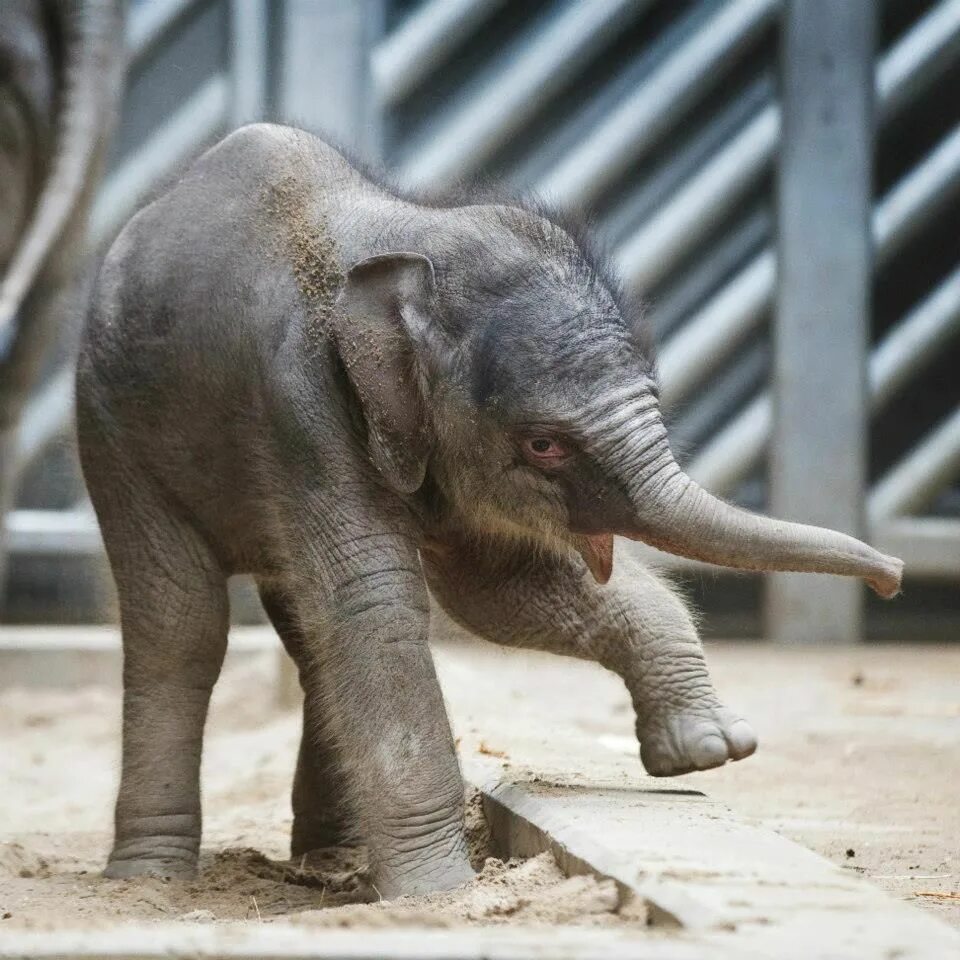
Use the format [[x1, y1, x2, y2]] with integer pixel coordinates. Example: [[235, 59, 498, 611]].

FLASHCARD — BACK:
[[398, 0, 651, 189], [373, 0, 507, 106], [615, 0, 960, 297], [660, 119, 960, 412], [537, 0, 781, 211], [870, 408, 960, 520], [687, 256, 960, 495], [128, 0, 201, 61]]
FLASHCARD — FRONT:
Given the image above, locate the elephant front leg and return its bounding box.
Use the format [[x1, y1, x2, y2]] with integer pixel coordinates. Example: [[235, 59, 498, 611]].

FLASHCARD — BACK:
[[619, 627, 758, 777], [423, 536, 757, 777], [291, 527, 474, 897]]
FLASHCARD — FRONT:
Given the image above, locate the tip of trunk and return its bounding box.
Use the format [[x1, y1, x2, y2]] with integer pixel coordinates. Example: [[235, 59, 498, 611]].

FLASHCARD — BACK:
[[620, 525, 905, 599], [866, 553, 904, 599], [618, 467, 909, 598]]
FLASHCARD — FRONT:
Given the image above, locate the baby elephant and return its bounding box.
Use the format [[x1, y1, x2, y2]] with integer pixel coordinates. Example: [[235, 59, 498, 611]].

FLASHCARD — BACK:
[[76, 124, 902, 897]]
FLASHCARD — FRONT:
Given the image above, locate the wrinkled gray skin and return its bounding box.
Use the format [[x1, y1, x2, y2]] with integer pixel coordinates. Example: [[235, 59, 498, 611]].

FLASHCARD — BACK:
[[76, 124, 903, 897], [0, 0, 124, 588]]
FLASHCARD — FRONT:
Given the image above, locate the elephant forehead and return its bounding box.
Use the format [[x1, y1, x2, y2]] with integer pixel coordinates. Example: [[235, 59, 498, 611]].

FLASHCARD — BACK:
[[469, 316, 643, 417]]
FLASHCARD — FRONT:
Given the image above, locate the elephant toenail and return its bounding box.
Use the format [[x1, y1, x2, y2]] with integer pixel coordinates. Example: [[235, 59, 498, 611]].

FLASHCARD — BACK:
[[726, 720, 758, 759], [690, 733, 728, 768]]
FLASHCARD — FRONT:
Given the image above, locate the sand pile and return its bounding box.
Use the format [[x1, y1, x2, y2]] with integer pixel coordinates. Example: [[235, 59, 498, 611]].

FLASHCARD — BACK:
[[0, 654, 638, 931]]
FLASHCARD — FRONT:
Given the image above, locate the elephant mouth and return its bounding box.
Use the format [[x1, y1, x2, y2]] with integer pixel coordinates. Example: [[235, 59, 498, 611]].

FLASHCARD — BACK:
[[571, 530, 666, 584], [572, 533, 615, 584]]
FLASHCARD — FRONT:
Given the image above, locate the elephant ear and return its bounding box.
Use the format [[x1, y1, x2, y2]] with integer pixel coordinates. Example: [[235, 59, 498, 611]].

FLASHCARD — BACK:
[[331, 252, 437, 494]]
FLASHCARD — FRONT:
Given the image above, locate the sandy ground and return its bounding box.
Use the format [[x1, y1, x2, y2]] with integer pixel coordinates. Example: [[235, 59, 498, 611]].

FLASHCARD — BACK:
[[1, 634, 957, 933], [0, 651, 631, 932]]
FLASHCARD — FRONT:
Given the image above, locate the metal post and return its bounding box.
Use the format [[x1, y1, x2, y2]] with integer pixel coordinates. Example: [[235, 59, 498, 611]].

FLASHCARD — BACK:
[[767, 1, 875, 644], [277, 0, 384, 160]]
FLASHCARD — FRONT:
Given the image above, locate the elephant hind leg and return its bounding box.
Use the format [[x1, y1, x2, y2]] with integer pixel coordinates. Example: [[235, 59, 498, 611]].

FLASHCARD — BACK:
[[257, 582, 354, 855], [87, 460, 229, 879]]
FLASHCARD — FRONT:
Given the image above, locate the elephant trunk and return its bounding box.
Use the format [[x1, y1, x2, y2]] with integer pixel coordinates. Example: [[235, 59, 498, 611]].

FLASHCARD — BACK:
[[0, 0, 125, 347], [617, 436, 903, 598]]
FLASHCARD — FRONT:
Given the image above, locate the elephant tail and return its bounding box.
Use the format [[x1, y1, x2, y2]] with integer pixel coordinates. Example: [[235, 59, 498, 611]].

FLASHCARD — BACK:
[[0, 0, 126, 355]]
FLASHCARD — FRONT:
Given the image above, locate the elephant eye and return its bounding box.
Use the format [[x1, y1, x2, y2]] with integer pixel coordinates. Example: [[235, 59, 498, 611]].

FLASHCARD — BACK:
[[521, 435, 570, 466]]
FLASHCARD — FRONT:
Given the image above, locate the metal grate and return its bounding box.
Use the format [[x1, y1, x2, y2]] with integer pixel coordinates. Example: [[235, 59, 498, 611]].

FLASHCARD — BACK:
[[5, 0, 959, 636]]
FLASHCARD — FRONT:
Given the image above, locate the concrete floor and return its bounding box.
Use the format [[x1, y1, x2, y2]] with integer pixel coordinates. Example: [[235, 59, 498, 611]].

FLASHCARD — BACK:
[[690, 642, 960, 927], [435, 636, 960, 930]]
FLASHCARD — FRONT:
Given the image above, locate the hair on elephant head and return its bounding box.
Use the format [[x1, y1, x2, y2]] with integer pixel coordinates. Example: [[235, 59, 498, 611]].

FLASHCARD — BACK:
[[333, 200, 902, 598]]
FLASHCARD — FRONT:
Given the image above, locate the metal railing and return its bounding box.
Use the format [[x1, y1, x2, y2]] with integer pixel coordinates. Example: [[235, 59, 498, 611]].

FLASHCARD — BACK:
[[5, 0, 959, 638]]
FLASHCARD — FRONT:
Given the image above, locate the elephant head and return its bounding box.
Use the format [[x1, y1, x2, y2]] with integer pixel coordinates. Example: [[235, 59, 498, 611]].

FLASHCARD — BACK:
[[330, 204, 903, 598]]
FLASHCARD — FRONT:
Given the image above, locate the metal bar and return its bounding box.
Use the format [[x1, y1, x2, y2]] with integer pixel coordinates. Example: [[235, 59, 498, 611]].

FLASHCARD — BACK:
[[875, 0, 960, 119], [91, 73, 230, 246], [398, 0, 648, 189], [601, 70, 774, 246], [873, 518, 960, 579], [506, 1, 740, 193], [5, 507, 102, 556], [277, 0, 384, 158], [229, 0, 268, 126], [617, 106, 778, 296], [765, 0, 876, 644], [687, 393, 770, 491], [128, 0, 202, 62], [373, 0, 507, 106], [869, 408, 960, 521], [766, 0, 875, 645], [12, 368, 73, 484], [659, 252, 775, 407], [650, 204, 771, 340], [874, 120, 960, 265], [537, 0, 780, 211], [616, 0, 960, 296], [668, 340, 768, 454], [662, 119, 960, 413], [687, 237, 960, 494], [871, 262, 960, 410]]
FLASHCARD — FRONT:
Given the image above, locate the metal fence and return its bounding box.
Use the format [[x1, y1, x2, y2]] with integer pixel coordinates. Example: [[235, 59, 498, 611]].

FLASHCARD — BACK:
[[5, 0, 959, 641]]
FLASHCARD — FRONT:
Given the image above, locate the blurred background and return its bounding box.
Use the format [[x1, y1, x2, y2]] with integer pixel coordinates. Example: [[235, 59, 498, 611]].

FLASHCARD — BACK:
[[3, 0, 959, 643]]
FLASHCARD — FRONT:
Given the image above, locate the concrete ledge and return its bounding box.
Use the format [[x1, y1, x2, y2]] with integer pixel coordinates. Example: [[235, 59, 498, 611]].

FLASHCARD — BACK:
[[461, 754, 960, 958], [0, 627, 272, 687]]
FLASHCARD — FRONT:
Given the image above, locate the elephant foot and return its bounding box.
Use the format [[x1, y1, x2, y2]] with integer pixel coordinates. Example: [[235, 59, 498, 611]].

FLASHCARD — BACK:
[[105, 836, 198, 880], [638, 704, 757, 777], [291, 814, 354, 858], [104, 855, 197, 880], [373, 854, 475, 899]]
